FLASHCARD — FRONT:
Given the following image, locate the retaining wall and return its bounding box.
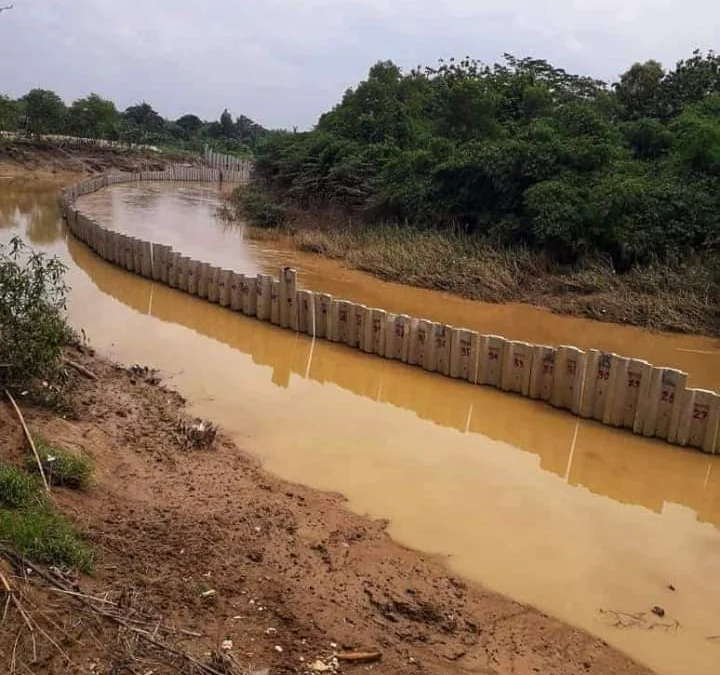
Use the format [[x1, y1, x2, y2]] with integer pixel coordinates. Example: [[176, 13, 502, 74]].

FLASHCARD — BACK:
[[203, 146, 252, 182], [59, 172, 720, 456]]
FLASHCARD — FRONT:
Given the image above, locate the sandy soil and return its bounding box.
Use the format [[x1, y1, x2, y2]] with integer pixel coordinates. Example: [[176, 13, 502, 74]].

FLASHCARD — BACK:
[[0, 139, 189, 179], [0, 346, 656, 675]]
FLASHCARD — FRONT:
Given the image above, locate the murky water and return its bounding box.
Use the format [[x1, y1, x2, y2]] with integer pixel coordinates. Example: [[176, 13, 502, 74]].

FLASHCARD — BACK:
[[3, 178, 720, 675]]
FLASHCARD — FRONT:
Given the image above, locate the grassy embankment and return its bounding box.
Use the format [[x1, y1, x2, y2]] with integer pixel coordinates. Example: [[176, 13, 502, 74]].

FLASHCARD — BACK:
[[0, 435, 94, 573], [232, 188, 720, 337]]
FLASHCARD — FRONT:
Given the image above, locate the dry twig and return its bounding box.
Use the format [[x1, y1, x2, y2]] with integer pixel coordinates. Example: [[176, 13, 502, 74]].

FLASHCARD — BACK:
[[1, 549, 237, 675], [4, 389, 50, 492]]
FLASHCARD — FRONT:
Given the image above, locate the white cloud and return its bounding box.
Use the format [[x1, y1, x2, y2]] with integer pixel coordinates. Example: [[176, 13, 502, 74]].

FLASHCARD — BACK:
[[1, 0, 718, 128]]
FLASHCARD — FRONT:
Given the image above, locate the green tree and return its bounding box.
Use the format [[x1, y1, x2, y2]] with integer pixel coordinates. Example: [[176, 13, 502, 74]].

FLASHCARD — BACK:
[[21, 89, 67, 135], [68, 93, 118, 138], [662, 50, 720, 116], [121, 102, 164, 140], [671, 101, 720, 175], [0, 95, 21, 131], [175, 113, 203, 137], [243, 52, 720, 270], [614, 61, 665, 119], [220, 108, 234, 137], [623, 118, 673, 159]]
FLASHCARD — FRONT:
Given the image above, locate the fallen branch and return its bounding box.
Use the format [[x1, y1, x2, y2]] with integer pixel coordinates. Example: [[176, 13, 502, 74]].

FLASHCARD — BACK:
[[4, 389, 50, 492], [1, 548, 72, 591], [48, 587, 117, 605], [131, 627, 227, 675], [63, 358, 98, 381]]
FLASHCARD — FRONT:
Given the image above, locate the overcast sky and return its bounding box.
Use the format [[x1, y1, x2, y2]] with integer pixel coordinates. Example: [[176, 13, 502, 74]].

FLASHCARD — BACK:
[[1, 0, 717, 129]]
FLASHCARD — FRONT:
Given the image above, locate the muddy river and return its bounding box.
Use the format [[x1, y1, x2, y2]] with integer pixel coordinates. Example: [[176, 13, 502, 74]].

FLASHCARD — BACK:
[[2, 178, 720, 675]]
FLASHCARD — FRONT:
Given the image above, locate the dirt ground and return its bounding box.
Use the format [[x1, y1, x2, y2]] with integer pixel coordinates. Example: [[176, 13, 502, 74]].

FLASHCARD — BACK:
[[0, 148, 656, 674], [0, 347, 655, 675], [0, 139, 192, 179]]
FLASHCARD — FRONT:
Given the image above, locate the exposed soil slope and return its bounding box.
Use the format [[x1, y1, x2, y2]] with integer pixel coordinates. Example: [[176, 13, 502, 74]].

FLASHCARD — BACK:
[[0, 347, 655, 675]]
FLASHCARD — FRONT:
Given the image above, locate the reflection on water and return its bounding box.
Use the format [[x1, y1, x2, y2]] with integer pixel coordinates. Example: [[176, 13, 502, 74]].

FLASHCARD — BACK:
[[66, 233, 720, 530], [0, 179, 64, 244], [80, 183, 720, 392], [79, 182, 262, 273], [3, 178, 720, 675]]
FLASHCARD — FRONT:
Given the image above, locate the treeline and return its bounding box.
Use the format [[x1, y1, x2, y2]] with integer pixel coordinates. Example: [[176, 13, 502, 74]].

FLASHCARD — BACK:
[[0, 90, 268, 155], [251, 52, 720, 270]]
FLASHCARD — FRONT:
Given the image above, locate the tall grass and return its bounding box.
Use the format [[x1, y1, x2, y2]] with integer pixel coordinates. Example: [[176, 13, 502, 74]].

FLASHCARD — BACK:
[[0, 464, 44, 509], [286, 224, 719, 336]]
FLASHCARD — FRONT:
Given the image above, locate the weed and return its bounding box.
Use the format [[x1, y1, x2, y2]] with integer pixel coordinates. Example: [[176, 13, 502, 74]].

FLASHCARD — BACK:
[[29, 433, 94, 489], [0, 237, 74, 400], [0, 508, 94, 573], [0, 460, 94, 572], [0, 464, 45, 509]]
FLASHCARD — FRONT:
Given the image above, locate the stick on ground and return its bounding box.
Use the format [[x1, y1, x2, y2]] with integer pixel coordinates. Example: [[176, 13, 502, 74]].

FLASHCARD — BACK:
[[63, 358, 98, 381], [4, 390, 49, 492]]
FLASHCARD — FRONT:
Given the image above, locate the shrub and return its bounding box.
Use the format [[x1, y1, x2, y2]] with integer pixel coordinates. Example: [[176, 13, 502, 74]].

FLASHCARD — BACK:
[[239, 186, 288, 228], [0, 236, 74, 399]]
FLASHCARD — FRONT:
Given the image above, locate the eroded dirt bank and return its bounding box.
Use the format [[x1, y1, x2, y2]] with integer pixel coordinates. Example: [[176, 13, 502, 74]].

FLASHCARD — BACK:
[[0, 347, 655, 675], [0, 138, 191, 179]]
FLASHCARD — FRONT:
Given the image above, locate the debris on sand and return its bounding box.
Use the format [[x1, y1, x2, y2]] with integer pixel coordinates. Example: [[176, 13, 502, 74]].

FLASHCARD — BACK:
[[178, 417, 218, 449]]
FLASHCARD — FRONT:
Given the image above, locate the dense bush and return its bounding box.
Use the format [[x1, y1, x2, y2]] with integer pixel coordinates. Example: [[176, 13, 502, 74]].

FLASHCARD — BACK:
[[249, 53, 720, 270]]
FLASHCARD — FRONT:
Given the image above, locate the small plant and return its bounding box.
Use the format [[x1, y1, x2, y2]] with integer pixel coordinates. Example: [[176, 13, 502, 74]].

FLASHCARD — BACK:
[[28, 433, 94, 489], [0, 464, 45, 509]]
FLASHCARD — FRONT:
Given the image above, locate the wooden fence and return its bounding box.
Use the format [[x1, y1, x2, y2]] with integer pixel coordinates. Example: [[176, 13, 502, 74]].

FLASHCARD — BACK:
[[59, 172, 720, 456]]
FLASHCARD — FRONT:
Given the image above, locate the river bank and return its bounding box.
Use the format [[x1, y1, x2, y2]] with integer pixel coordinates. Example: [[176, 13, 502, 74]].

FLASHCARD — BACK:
[[3, 158, 718, 675], [0, 344, 655, 675], [232, 189, 719, 338], [0, 137, 194, 179], [0, 155, 658, 675]]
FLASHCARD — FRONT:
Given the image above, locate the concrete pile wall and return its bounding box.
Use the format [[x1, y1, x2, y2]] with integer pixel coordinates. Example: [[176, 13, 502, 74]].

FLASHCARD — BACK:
[[202, 146, 252, 182], [59, 174, 720, 457]]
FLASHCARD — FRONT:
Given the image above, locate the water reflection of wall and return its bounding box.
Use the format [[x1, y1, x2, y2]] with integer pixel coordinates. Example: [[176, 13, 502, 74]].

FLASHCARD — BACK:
[[67, 232, 720, 529]]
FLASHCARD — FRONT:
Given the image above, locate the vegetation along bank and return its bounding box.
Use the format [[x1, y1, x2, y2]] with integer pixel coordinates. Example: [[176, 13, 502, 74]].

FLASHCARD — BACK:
[[233, 53, 720, 336]]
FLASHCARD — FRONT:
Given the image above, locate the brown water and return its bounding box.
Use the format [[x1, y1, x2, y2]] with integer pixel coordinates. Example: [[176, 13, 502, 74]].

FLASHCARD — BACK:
[[3, 178, 720, 675]]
